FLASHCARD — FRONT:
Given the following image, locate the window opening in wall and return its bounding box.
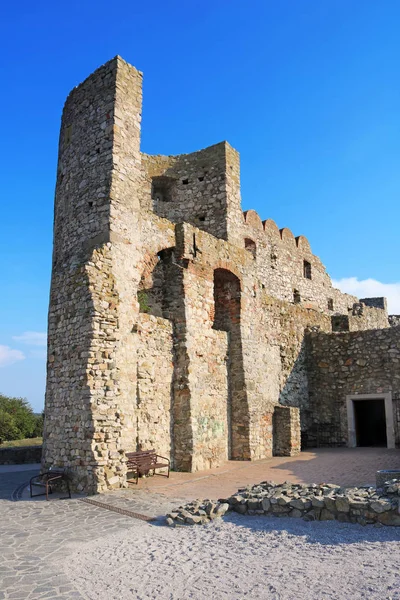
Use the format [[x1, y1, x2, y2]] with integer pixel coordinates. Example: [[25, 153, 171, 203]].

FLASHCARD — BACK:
[[137, 248, 175, 317], [270, 247, 278, 269], [244, 238, 256, 259], [327, 298, 334, 311], [293, 289, 301, 304], [88, 201, 93, 208], [213, 269, 241, 332], [303, 260, 312, 279], [331, 315, 349, 332], [151, 176, 176, 204], [198, 176, 204, 182], [182, 179, 189, 185], [197, 215, 206, 222], [153, 190, 164, 202]]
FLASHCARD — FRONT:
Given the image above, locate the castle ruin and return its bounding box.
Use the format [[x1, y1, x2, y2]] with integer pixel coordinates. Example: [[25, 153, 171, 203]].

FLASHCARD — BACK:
[[43, 57, 400, 494]]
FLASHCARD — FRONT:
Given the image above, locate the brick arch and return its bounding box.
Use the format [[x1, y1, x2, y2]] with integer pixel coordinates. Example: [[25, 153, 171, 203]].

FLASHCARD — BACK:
[[137, 247, 175, 316], [138, 252, 160, 290], [213, 259, 242, 283]]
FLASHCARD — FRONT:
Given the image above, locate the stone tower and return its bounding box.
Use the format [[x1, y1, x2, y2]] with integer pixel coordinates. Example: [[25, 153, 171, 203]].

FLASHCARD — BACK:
[[43, 57, 145, 492]]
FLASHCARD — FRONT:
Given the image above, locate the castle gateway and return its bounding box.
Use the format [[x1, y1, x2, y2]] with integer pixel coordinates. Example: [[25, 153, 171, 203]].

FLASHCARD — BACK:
[[43, 57, 399, 494]]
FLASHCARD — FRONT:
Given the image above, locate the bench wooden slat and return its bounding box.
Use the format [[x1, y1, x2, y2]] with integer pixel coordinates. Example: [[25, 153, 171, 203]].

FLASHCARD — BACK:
[[126, 449, 170, 484]]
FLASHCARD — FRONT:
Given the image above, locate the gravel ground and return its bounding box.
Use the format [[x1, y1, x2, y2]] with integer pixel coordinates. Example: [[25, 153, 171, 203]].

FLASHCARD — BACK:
[[62, 513, 400, 600]]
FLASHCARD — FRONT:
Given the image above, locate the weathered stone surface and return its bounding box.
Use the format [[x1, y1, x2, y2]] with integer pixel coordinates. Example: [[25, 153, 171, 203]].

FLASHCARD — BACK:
[[335, 496, 350, 513], [0, 445, 42, 465], [290, 498, 311, 510], [43, 56, 395, 494], [186, 515, 202, 525], [370, 500, 393, 514], [320, 509, 335, 521]]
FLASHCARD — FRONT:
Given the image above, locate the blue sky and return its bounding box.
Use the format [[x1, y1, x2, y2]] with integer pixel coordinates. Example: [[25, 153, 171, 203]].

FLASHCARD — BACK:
[[1, 0, 399, 412]]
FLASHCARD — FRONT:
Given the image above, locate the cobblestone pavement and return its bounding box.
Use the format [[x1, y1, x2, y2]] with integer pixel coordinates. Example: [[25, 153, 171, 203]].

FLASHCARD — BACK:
[[0, 464, 40, 501], [0, 467, 185, 600], [1, 448, 399, 599]]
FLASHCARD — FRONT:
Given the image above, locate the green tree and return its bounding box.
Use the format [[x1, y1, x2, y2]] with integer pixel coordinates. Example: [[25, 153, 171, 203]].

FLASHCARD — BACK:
[[32, 411, 44, 438], [0, 394, 38, 440], [0, 410, 20, 441]]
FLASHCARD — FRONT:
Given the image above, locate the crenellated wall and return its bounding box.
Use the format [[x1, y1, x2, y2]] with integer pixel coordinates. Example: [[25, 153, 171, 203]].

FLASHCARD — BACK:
[[44, 56, 395, 494]]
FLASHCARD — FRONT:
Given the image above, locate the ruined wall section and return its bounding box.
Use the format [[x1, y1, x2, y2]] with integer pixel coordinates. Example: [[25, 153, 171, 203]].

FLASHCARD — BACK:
[[241, 211, 389, 331], [44, 59, 122, 492], [182, 261, 230, 471], [307, 327, 400, 447], [141, 141, 244, 246], [44, 57, 151, 493], [242, 212, 357, 313], [136, 314, 174, 460], [264, 297, 331, 430], [389, 316, 400, 328], [174, 223, 302, 464], [142, 143, 230, 240], [348, 305, 390, 331]]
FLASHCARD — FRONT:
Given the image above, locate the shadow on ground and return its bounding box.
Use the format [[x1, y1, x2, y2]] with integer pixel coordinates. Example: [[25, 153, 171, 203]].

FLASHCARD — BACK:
[[218, 511, 400, 545], [0, 464, 40, 500]]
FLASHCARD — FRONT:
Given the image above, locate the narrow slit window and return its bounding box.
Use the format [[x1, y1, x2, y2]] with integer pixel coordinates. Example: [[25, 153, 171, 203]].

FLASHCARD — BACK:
[[303, 260, 312, 280], [293, 289, 301, 304], [244, 238, 257, 259], [328, 298, 334, 311]]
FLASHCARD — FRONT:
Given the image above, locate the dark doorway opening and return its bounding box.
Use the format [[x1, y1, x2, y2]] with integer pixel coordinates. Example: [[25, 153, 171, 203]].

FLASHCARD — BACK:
[[354, 399, 387, 447]]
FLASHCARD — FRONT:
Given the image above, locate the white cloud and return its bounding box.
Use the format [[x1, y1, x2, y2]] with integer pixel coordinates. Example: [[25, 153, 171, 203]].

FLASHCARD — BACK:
[[332, 277, 400, 314], [0, 345, 25, 368], [12, 331, 47, 347]]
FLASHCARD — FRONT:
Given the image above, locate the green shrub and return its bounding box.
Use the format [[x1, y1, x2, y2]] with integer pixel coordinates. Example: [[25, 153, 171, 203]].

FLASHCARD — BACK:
[[0, 394, 39, 441], [0, 410, 21, 441], [138, 290, 150, 313]]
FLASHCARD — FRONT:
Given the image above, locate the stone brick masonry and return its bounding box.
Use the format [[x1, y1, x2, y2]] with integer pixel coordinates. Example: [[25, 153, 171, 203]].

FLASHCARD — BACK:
[[43, 56, 398, 494]]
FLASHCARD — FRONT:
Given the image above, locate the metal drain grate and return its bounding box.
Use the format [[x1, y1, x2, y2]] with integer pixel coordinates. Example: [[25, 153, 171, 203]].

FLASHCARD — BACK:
[[81, 497, 156, 522]]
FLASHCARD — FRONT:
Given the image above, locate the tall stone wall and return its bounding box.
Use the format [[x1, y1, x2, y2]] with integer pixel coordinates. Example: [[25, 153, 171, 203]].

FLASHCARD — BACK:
[[307, 327, 400, 447], [44, 56, 394, 494], [136, 314, 174, 461], [44, 57, 146, 493]]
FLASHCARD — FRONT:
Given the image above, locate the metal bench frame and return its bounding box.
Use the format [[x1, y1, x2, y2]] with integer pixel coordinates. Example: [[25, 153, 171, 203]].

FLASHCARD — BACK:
[[30, 468, 71, 501]]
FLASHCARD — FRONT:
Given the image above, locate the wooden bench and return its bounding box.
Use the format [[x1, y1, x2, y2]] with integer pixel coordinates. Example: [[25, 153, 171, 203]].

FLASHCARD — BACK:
[[126, 449, 170, 484]]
